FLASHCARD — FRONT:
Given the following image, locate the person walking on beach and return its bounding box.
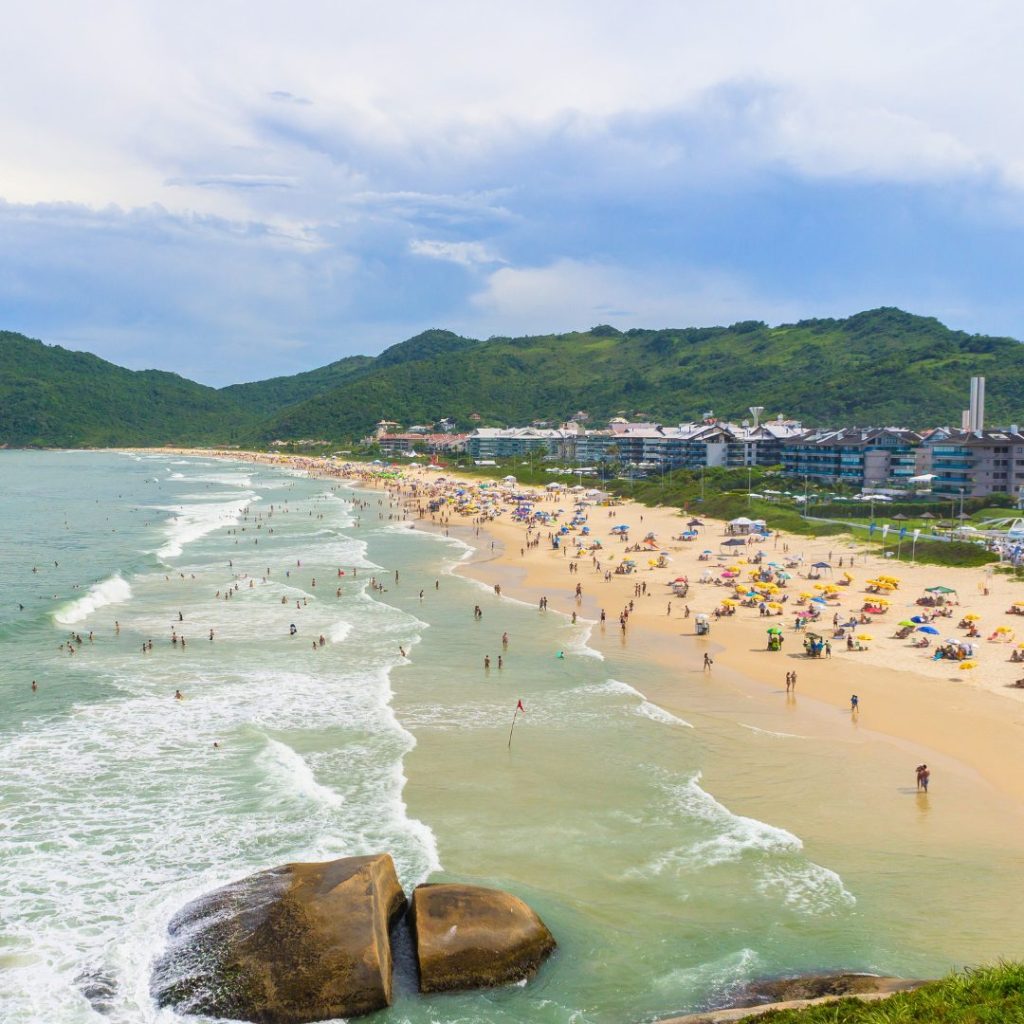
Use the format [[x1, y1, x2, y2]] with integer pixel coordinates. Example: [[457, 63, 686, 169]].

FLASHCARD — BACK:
[[916, 764, 930, 792], [785, 671, 792, 693], [703, 653, 713, 672], [790, 671, 796, 691], [850, 694, 859, 714]]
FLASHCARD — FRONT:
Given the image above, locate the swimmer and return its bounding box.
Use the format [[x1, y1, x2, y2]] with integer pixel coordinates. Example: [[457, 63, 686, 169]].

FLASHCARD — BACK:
[[174, 689, 184, 700], [31, 680, 37, 692]]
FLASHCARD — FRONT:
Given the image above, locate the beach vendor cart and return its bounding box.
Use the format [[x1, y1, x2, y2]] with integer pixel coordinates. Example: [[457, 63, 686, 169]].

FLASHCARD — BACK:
[[695, 613, 711, 636]]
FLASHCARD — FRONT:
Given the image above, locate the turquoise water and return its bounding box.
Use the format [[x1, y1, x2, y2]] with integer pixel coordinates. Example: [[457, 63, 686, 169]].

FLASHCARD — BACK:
[[1, 451, 1022, 1024]]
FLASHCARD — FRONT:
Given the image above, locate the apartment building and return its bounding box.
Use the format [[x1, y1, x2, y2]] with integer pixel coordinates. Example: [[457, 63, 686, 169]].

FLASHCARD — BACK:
[[923, 428, 1024, 498], [781, 428, 923, 487]]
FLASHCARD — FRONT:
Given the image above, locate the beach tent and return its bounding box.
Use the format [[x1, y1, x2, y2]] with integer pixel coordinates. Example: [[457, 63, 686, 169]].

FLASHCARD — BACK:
[[721, 538, 747, 547]]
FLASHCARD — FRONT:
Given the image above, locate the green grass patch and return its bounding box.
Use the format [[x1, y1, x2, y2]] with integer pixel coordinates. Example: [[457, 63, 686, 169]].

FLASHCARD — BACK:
[[747, 962, 1024, 1022]]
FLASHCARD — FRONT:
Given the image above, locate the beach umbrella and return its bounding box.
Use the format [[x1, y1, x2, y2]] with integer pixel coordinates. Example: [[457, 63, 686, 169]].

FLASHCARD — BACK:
[[811, 596, 828, 604], [917, 625, 940, 635], [960, 661, 977, 671], [767, 626, 783, 633], [910, 616, 928, 623], [963, 613, 981, 621], [898, 620, 915, 627], [811, 561, 831, 569], [925, 585, 956, 594], [858, 633, 873, 641]]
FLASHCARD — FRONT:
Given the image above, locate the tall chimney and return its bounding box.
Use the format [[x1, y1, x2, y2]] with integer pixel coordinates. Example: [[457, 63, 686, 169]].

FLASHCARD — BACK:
[[969, 376, 985, 432]]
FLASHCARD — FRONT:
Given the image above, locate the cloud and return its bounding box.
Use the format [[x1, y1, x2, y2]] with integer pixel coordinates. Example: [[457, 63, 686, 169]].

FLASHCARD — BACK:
[[408, 239, 504, 267], [268, 90, 312, 106], [468, 259, 802, 336], [3, 2, 1024, 380]]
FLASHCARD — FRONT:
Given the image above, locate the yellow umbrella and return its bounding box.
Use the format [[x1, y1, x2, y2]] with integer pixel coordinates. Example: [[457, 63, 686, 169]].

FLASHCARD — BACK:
[[996, 626, 1013, 633], [823, 584, 839, 593], [960, 661, 977, 671], [857, 633, 873, 641], [1014, 601, 1024, 609], [964, 613, 981, 621]]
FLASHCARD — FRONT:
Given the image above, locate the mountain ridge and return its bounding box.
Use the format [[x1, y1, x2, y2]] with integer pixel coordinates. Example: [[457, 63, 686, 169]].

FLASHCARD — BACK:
[[2, 309, 1022, 446]]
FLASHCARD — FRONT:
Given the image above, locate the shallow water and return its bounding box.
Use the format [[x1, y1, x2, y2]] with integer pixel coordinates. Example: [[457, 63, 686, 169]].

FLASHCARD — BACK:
[[1, 451, 1022, 1024]]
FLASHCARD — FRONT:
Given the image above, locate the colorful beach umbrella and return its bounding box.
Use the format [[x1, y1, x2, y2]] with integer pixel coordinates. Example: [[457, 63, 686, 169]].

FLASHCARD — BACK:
[[917, 625, 940, 635]]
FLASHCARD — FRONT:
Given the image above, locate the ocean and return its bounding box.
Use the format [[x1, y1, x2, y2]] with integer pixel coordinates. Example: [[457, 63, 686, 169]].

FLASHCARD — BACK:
[[2, 451, 1023, 1024]]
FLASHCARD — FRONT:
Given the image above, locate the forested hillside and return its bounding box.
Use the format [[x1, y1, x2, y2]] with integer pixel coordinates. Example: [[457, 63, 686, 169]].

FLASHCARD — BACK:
[[3, 309, 1024, 447], [249, 309, 1024, 440], [0, 332, 251, 446]]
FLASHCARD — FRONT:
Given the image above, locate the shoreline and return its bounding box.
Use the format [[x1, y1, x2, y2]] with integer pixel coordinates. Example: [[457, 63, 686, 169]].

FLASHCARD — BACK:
[[136, 447, 1024, 810]]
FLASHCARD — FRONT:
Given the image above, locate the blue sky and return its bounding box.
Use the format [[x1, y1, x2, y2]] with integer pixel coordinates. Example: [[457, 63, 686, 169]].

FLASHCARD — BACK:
[[1, 1, 1022, 385]]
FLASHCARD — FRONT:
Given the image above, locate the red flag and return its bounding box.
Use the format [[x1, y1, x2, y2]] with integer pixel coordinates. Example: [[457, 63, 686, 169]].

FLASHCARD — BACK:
[[516, 699, 525, 712]]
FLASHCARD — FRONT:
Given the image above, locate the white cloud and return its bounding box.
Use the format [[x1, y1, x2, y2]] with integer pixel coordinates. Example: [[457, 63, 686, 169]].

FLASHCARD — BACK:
[[468, 259, 801, 336], [408, 239, 504, 267], [2, 1, 1024, 220]]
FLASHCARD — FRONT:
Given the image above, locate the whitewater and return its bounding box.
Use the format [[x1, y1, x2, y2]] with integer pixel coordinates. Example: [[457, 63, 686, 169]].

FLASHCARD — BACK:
[[2, 450, 992, 1024]]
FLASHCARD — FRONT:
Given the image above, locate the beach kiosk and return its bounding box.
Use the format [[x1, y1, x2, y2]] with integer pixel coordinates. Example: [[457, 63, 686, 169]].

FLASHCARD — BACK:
[[695, 613, 711, 636]]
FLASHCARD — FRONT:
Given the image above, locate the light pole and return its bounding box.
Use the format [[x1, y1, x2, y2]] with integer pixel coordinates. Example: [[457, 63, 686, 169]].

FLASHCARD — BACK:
[[959, 487, 965, 522], [747, 464, 753, 506], [700, 464, 705, 501]]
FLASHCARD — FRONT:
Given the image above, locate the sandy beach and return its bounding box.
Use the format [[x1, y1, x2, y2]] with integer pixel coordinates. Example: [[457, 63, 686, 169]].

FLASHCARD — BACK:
[[171, 449, 1024, 810]]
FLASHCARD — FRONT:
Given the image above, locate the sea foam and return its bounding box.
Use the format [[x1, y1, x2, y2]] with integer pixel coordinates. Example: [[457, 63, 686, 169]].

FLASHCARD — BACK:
[[54, 574, 132, 625]]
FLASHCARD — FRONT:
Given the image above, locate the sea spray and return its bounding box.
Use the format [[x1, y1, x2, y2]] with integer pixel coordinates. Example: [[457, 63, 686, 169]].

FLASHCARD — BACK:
[[54, 574, 132, 625]]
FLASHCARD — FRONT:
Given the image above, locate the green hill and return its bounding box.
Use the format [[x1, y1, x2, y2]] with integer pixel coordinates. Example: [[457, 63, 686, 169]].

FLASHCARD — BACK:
[[250, 308, 1024, 440], [4, 309, 1024, 447], [221, 354, 373, 416], [0, 331, 252, 446]]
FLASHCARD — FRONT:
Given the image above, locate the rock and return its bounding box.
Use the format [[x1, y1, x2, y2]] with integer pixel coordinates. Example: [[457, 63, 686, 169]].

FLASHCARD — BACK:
[[411, 883, 555, 993], [152, 854, 407, 1024], [737, 973, 920, 1006], [77, 967, 117, 1015], [653, 975, 929, 1024]]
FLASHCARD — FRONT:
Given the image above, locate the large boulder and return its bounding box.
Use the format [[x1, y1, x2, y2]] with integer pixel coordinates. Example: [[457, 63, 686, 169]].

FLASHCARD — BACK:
[[152, 854, 407, 1023], [411, 883, 555, 993]]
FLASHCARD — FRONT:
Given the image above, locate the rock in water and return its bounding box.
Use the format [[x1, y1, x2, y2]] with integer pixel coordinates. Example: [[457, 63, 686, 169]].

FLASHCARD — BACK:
[[411, 883, 556, 993], [152, 854, 407, 1023]]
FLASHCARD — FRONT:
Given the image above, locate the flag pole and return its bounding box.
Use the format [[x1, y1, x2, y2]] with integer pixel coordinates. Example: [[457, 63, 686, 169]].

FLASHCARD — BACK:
[[508, 700, 524, 749]]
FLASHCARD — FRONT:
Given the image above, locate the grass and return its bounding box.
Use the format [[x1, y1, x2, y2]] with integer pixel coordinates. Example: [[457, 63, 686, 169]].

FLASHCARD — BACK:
[[746, 962, 1024, 1022]]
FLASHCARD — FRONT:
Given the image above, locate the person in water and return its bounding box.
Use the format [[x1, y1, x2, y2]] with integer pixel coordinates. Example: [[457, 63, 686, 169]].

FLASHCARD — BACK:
[[174, 690, 184, 700]]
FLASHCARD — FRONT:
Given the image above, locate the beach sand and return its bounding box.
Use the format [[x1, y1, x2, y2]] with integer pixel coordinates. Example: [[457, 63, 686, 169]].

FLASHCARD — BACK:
[[160, 449, 1024, 808]]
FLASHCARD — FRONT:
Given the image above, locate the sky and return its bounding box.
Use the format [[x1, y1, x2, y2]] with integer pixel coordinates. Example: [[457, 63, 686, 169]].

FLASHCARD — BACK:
[[2, 1, 1023, 386]]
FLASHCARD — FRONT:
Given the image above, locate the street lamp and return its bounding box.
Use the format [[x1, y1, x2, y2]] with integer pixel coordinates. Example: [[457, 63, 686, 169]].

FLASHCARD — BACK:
[[747, 464, 753, 506]]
